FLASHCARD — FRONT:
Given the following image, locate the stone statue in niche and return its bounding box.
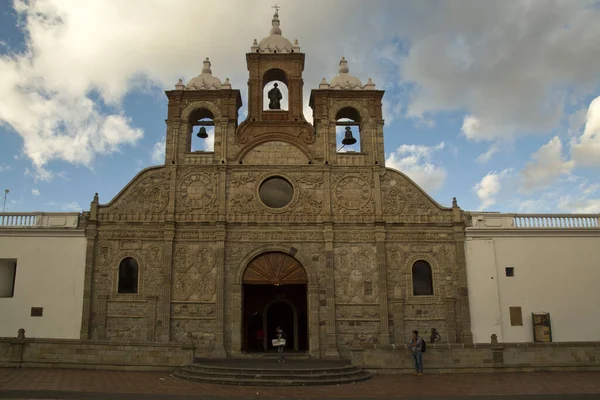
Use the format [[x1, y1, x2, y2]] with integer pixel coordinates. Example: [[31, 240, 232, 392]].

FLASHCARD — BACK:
[[268, 83, 282, 110]]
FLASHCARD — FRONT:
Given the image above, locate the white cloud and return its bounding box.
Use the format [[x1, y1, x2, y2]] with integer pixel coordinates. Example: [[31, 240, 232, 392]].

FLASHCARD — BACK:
[[150, 137, 166, 164], [557, 197, 600, 213], [520, 136, 574, 192], [571, 96, 600, 166], [475, 143, 500, 164], [0, 164, 12, 172], [61, 201, 82, 211], [472, 169, 513, 210], [385, 142, 447, 193], [401, 2, 600, 140], [0, 0, 392, 177], [32, 188, 40, 196]]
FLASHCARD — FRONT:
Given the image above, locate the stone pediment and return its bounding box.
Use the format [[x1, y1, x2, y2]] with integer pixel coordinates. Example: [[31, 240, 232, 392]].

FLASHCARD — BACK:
[[380, 168, 451, 220], [99, 166, 171, 216]]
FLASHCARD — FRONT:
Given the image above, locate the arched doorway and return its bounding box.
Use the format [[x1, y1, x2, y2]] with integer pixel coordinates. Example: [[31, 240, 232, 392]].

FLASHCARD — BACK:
[[242, 251, 308, 352]]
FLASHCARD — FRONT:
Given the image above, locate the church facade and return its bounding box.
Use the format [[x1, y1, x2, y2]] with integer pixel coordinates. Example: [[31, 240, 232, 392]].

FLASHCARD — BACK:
[[79, 11, 473, 359]]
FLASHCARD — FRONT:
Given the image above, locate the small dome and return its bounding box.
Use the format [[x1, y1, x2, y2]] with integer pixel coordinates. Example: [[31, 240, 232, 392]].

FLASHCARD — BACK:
[[329, 57, 364, 90], [186, 58, 223, 90], [255, 10, 297, 53]]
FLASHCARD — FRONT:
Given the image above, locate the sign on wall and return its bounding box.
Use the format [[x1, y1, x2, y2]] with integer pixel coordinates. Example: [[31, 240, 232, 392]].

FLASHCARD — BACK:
[[532, 312, 552, 342]]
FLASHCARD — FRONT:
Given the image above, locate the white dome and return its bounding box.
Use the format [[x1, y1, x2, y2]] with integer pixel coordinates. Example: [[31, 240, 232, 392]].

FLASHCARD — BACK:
[[185, 58, 222, 90], [253, 11, 299, 53], [329, 57, 364, 90]]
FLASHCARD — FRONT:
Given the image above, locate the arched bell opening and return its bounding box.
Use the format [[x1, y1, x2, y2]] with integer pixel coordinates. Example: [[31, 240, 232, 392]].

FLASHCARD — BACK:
[[188, 108, 215, 152], [241, 251, 308, 353], [335, 107, 362, 153], [262, 68, 289, 111]]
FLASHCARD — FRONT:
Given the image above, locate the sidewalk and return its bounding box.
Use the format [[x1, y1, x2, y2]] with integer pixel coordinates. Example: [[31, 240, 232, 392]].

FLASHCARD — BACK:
[[0, 368, 600, 399]]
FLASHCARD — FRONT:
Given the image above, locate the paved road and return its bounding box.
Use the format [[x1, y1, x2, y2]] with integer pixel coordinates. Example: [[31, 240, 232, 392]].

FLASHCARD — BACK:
[[1, 368, 600, 399]]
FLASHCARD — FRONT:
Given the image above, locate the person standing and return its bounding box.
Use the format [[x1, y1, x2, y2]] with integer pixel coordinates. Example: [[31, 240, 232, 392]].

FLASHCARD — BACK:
[[256, 328, 265, 351], [430, 328, 441, 344], [275, 326, 287, 363], [409, 330, 424, 376]]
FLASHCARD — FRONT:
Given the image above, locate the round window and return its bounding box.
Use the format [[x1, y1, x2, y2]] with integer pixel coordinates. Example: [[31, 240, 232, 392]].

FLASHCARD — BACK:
[[259, 176, 294, 208]]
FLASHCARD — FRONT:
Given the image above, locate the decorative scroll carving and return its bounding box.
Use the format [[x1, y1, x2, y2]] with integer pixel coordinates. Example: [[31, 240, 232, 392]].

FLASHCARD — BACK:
[[386, 232, 453, 241], [110, 169, 171, 213], [98, 230, 164, 240], [177, 171, 218, 212], [334, 247, 378, 303], [243, 252, 307, 284], [227, 230, 323, 242], [334, 231, 376, 242], [173, 245, 217, 301]]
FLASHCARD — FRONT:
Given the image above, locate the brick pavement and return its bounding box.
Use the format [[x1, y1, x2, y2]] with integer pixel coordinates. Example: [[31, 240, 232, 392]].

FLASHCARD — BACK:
[[0, 368, 599, 399]]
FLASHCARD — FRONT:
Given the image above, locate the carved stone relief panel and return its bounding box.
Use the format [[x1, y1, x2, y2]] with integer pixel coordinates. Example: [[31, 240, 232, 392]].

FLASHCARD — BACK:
[[228, 171, 324, 215], [177, 170, 219, 213], [106, 318, 147, 341], [331, 172, 375, 215], [172, 244, 217, 302], [108, 168, 171, 214], [242, 141, 309, 165], [170, 319, 216, 345], [380, 170, 446, 217], [334, 246, 378, 303], [335, 304, 379, 320]]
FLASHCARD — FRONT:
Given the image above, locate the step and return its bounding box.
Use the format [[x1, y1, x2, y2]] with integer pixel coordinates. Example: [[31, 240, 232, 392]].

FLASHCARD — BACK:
[[179, 366, 366, 381], [187, 363, 359, 375], [172, 370, 372, 386]]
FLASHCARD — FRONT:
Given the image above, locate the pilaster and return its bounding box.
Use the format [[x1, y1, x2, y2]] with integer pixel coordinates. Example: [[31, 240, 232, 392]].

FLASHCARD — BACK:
[[211, 224, 227, 357], [375, 225, 390, 344]]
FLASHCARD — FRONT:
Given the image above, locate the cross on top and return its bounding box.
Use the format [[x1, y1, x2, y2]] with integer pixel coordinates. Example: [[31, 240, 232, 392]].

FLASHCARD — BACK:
[[272, 3, 280, 15]]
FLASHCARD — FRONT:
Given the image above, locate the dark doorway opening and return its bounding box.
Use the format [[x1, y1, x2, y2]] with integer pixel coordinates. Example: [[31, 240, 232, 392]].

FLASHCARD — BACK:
[[242, 284, 308, 352]]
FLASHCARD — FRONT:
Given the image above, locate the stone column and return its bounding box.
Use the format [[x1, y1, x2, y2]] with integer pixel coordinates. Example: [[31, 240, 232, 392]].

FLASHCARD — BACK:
[[160, 224, 175, 342], [307, 283, 321, 358], [96, 295, 109, 340], [391, 299, 405, 345], [80, 195, 98, 340], [230, 283, 243, 356], [323, 223, 340, 359], [211, 224, 227, 357], [444, 298, 457, 343], [453, 199, 474, 345], [146, 296, 158, 341], [375, 226, 390, 345]]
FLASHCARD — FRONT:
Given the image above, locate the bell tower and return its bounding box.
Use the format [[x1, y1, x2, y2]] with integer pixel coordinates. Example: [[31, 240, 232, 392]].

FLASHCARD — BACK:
[[309, 58, 384, 165], [233, 8, 315, 164]]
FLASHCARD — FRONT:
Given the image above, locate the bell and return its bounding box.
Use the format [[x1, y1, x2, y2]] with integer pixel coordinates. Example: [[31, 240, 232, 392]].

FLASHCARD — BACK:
[[341, 126, 357, 146], [196, 126, 208, 139]]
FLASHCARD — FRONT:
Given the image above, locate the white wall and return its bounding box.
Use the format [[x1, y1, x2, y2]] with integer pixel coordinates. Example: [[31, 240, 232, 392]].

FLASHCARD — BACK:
[[466, 234, 600, 343], [0, 234, 86, 339]]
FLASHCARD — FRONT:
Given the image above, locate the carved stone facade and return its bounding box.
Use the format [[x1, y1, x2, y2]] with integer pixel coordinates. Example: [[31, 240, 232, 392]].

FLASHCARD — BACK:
[[79, 12, 473, 359]]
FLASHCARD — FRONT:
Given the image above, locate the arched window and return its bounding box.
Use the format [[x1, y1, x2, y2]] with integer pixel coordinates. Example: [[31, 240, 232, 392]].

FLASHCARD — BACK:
[[118, 257, 139, 294], [412, 260, 433, 296], [336, 107, 361, 153], [263, 68, 288, 111], [188, 108, 215, 152]]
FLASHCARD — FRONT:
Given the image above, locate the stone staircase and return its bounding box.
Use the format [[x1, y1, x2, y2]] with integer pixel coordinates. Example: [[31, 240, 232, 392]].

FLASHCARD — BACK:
[[172, 358, 371, 386]]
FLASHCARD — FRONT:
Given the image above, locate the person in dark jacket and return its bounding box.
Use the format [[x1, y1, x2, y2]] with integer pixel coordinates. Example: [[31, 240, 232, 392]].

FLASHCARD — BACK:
[[409, 330, 424, 376], [275, 326, 287, 362]]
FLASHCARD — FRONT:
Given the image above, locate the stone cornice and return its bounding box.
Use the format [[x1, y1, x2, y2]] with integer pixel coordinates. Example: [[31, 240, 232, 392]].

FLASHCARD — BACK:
[[0, 228, 85, 238]]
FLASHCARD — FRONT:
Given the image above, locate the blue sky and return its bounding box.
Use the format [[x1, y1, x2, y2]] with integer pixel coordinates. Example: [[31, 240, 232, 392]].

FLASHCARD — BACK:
[[0, 0, 599, 214]]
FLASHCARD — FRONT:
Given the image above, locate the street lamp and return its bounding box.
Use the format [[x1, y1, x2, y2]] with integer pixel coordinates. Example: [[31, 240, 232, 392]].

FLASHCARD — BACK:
[[2, 189, 8, 213]]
